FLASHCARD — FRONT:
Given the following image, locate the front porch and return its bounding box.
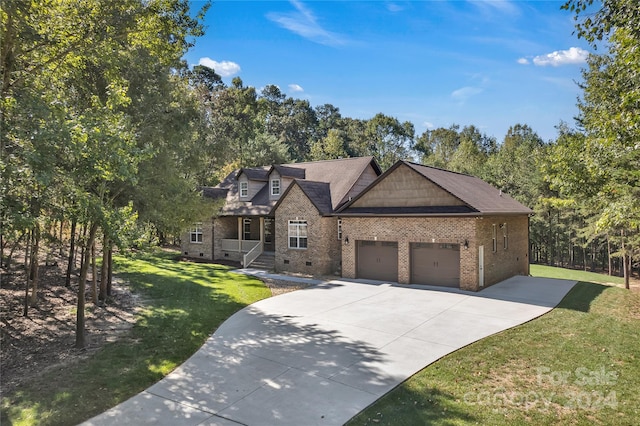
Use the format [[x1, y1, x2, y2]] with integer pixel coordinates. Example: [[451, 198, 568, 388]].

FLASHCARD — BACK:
[[216, 216, 275, 267]]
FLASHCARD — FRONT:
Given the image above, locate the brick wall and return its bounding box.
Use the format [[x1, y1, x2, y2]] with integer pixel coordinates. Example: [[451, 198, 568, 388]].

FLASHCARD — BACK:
[[342, 216, 476, 289], [274, 185, 341, 276], [475, 215, 529, 287], [181, 220, 214, 260], [341, 215, 529, 291]]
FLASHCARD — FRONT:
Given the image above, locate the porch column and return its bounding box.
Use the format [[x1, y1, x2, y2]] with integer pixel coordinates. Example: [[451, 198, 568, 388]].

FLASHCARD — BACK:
[[237, 217, 242, 252], [260, 217, 265, 250]]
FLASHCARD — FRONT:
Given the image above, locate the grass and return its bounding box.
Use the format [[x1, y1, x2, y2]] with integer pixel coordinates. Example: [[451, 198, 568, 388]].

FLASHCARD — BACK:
[[348, 267, 640, 426], [1, 250, 271, 426], [531, 264, 626, 286]]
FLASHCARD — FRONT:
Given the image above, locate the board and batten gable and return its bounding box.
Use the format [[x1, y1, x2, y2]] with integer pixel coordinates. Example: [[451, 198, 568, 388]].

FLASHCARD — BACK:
[[350, 163, 466, 208]]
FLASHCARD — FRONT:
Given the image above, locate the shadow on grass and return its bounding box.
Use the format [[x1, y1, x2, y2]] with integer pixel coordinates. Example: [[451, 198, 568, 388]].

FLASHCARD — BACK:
[[0, 251, 270, 426], [556, 281, 608, 313], [348, 385, 478, 426]]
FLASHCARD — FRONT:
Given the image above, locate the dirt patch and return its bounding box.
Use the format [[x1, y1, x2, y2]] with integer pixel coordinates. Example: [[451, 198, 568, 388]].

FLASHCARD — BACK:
[[0, 258, 140, 397]]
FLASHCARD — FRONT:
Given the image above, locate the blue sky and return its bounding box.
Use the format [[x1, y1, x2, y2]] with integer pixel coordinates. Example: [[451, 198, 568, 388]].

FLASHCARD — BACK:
[[184, 0, 592, 142]]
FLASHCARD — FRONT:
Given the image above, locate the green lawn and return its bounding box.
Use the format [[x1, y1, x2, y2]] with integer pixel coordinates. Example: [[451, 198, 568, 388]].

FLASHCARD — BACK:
[[531, 264, 626, 286], [1, 250, 271, 426], [348, 267, 640, 426]]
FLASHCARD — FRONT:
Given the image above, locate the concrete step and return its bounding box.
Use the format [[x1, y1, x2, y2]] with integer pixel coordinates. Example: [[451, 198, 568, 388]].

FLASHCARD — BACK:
[[249, 252, 275, 271]]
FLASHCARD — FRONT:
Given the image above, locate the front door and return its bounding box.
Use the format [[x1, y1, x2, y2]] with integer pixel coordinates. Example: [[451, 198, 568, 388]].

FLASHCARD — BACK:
[[263, 217, 275, 251]]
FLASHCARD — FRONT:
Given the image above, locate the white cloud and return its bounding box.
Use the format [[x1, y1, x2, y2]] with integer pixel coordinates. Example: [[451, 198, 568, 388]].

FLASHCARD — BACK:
[[423, 121, 435, 129], [386, 2, 404, 13], [267, 1, 347, 46], [469, 0, 520, 17], [198, 58, 241, 77], [288, 84, 304, 93], [451, 86, 483, 102], [517, 57, 530, 65], [532, 47, 589, 67]]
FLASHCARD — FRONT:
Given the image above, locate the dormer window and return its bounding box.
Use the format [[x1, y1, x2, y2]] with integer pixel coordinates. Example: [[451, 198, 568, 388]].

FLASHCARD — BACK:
[[270, 179, 281, 196], [240, 181, 248, 198]]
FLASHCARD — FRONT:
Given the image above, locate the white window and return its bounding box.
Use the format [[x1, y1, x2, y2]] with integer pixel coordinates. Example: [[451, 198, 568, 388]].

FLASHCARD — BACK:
[[502, 223, 508, 250], [492, 224, 497, 252], [190, 223, 203, 243], [288, 220, 308, 249], [337, 219, 342, 240], [270, 179, 281, 196], [240, 181, 248, 198]]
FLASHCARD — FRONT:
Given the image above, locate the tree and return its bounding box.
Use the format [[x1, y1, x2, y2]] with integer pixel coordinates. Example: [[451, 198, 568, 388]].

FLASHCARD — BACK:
[[447, 125, 495, 176], [207, 78, 259, 170], [415, 125, 460, 168], [314, 103, 343, 141], [485, 124, 545, 206], [1, 0, 210, 344], [557, 0, 640, 287], [310, 128, 349, 160], [364, 113, 414, 170]]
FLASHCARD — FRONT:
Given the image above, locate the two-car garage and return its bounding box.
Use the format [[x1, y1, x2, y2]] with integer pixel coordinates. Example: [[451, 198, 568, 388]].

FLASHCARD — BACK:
[[356, 240, 460, 288]]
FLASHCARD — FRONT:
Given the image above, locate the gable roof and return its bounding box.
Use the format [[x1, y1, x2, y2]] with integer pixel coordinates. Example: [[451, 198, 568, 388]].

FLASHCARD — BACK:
[[405, 162, 532, 214], [273, 180, 333, 215], [236, 166, 270, 181], [281, 156, 381, 210], [339, 160, 532, 216], [269, 165, 306, 179], [209, 156, 381, 216]]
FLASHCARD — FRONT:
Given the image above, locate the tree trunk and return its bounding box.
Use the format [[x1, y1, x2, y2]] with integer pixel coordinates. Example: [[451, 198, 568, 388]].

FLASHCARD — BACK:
[[76, 222, 98, 349], [24, 229, 31, 274], [58, 219, 64, 256], [622, 230, 630, 290], [106, 245, 113, 296], [91, 241, 98, 304], [79, 223, 87, 273], [23, 230, 31, 317], [99, 235, 109, 301], [607, 237, 612, 276], [28, 223, 40, 306], [65, 219, 77, 287]]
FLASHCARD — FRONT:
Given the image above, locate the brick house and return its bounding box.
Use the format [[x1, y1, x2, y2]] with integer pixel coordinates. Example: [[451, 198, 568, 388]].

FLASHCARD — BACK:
[[181, 157, 532, 291]]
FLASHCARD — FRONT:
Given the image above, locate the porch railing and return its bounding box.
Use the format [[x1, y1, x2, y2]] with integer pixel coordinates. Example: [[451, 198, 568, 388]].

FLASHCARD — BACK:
[[221, 239, 259, 252], [243, 241, 263, 268]]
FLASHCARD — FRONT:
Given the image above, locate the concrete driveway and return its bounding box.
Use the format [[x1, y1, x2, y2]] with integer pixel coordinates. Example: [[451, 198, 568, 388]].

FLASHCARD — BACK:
[[84, 275, 576, 426]]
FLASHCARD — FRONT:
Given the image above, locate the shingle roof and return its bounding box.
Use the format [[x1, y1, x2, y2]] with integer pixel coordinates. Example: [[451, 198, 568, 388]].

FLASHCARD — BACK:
[[272, 165, 306, 179], [404, 162, 532, 214], [295, 180, 332, 215], [201, 186, 228, 199], [338, 160, 532, 216], [236, 166, 270, 181], [282, 157, 380, 210], [211, 157, 380, 217]]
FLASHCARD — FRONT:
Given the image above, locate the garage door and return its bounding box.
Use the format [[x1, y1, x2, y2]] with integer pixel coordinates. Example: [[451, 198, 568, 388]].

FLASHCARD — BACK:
[[411, 243, 460, 287], [357, 240, 398, 282]]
